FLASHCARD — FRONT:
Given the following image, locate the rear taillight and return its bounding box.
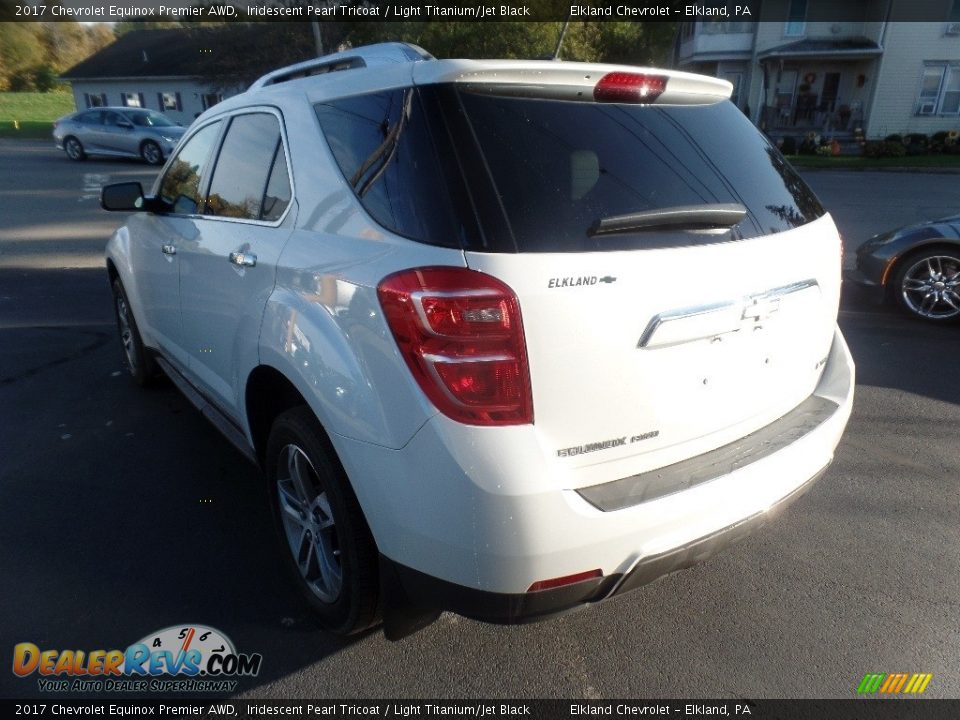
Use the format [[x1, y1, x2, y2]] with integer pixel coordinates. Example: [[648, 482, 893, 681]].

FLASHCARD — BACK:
[[593, 72, 667, 104], [377, 267, 533, 426]]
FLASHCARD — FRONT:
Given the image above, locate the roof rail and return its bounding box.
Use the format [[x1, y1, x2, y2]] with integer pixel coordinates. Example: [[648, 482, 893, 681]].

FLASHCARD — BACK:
[[249, 42, 434, 90]]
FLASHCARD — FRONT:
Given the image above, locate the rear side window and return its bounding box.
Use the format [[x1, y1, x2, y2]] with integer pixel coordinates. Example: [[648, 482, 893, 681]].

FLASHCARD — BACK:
[[158, 120, 222, 215], [75, 111, 101, 124], [454, 91, 825, 252], [314, 90, 468, 248], [205, 113, 289, 221]]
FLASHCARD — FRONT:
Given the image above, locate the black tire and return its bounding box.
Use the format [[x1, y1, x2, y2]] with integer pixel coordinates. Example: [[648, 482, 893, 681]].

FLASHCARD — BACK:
[[64, 136, 86, 161], [266, 406, 380, 635], [140, 140, 163, 166], [892, 246, 960, 323], [111, 277, 159, 386]]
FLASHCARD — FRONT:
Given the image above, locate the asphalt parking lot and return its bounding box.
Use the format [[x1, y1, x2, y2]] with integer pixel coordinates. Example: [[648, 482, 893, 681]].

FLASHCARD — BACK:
[[1, 139, 958, 700]]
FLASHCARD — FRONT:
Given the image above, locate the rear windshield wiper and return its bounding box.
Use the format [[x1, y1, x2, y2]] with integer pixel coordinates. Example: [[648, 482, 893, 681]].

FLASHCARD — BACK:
[[589, 203, 747, 237]]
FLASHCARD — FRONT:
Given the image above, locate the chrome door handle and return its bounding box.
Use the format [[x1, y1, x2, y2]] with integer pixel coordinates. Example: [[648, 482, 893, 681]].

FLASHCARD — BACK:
[[229, 251, 257, 267], [161, 244, 176, 256]]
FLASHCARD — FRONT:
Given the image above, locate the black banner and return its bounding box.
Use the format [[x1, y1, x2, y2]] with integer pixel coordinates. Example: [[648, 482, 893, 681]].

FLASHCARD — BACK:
[[4, 0, 960, 23], [1, 700, 959, 720]]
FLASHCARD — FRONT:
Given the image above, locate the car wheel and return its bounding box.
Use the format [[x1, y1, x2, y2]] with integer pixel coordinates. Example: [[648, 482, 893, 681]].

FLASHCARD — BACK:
[[111, 278, 159, 386], [266, 406, 380, 635], [140, 140, 163, 165], [64, 137, 86, 161], [894, 248, 960, 322]]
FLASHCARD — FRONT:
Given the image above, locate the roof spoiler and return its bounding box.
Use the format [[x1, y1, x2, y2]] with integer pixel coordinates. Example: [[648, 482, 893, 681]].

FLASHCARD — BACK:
[[413, 61, 732, 105], [250, 42, 434, 90]]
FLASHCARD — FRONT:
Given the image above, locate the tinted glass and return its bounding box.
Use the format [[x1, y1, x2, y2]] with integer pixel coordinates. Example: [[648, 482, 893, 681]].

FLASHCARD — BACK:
[[261, 145, 291, 222], [454, 90, 824, 252], [104, 112, 128, 127], [76, 111, 101, 124], [158, 121, 221, 215], [314, 90, 467, 248], [128, 110, 176, 127], [205, 113, 280, 220]]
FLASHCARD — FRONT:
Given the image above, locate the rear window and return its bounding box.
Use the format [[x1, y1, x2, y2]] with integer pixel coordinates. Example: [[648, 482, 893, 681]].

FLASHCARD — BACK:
[[316, 85, 824, 253]]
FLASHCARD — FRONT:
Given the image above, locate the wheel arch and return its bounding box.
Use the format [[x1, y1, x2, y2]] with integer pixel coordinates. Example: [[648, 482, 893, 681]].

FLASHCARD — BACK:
[[245, 365, 315, 466]]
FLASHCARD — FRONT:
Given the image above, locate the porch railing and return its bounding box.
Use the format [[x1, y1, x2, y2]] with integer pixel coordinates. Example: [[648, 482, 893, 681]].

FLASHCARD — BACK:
[[761, 102, 864, 134]]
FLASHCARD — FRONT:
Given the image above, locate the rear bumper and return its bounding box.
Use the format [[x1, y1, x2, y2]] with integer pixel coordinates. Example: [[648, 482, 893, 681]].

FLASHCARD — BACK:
[[333, 326, 854, 625], [381, 462, 828, 630]]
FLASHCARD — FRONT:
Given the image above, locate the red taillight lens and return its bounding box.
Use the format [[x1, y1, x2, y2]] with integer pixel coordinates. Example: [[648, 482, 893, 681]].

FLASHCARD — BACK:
[[377, 267, 533, 426], [528, 569, 603, 593], [593, 72, 667, 104]]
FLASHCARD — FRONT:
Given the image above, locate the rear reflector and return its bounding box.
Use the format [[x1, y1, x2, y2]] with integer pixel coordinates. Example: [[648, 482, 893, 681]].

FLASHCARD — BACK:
[[378, 266, 533, 426], [527, 569, 603, 593], [594, 72, 667, 104]]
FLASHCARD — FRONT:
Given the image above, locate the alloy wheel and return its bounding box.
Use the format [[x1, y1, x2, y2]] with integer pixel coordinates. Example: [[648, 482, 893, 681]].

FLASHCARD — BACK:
[[275, 444, 343, 604], [115, 293, 137, 371], [901, 254, 960, 320]]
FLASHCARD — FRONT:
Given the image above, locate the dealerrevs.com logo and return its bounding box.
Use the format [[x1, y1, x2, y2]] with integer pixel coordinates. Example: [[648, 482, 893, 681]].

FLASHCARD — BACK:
[[12, 625, 263, 693]]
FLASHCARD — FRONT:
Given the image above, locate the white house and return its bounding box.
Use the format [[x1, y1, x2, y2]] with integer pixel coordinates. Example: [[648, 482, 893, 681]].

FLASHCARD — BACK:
[[60, 27, 249, 125], [675, 0, 960, 139]]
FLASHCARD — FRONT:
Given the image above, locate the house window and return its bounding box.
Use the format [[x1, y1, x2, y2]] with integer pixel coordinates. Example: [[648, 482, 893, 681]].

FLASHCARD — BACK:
[[784, 0, 807, 37], [84, 93, 107, 108], [951, 0, 960, 21], [160, 92, 181, 111], [202, 93, 223, 110], [916, 63, 960, 115], [121, 92, 142, 108]]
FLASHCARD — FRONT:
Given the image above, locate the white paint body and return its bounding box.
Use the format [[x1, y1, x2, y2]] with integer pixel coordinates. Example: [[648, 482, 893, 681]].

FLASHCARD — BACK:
[[106, 49, 855, 597]]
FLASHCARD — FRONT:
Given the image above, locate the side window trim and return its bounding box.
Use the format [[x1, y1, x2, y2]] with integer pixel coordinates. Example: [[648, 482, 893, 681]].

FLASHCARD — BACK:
[[200, 106, 296, 228]]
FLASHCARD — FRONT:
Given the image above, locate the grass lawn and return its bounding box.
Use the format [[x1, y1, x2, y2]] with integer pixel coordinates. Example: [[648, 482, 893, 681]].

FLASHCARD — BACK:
[[788, 153, 960, 170], [0, 92, 75, 138]]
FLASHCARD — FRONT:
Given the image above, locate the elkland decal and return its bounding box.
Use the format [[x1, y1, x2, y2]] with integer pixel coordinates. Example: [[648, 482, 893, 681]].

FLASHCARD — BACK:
[[13, 624, 262, 693]]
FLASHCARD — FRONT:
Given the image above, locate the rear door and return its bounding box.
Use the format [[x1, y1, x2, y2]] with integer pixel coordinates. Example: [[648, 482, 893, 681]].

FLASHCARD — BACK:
[[443, 88, 840, 475], [178, 109, 295, 420]]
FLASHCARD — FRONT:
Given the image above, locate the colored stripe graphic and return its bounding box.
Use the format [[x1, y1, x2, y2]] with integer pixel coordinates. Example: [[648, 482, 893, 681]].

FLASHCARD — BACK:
[[857, 673, 932, 695]]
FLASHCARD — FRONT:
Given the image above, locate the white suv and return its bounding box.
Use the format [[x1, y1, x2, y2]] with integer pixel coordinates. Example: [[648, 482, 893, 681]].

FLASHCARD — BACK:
[[101, 43, 854, 639]]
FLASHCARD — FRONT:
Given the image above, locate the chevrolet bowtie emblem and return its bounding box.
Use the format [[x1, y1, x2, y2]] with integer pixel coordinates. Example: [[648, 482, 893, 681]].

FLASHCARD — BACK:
[[742, 296, 781, 322]]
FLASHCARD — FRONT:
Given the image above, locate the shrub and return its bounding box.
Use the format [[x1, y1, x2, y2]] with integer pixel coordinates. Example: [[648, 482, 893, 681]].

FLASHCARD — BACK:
[[884, 133, 903, 144], [863, 141, 907, 158], [930, 131, 950, 154], [904, 133, 929, 155], [780, 136, 797, 154]]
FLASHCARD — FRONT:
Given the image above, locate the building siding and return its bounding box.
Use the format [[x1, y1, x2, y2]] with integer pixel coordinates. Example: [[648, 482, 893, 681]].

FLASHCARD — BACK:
[[68, 79, 241, 127], [867, 21, 960, 137]]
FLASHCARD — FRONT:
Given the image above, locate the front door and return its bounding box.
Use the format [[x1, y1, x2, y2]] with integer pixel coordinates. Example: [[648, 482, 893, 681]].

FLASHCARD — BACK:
[[820, 72, 841, 112], [131, 119, 223, 367]]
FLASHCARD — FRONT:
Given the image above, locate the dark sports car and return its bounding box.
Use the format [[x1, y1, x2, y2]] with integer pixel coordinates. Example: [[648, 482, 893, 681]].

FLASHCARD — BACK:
[[846, 216, 960, 322]]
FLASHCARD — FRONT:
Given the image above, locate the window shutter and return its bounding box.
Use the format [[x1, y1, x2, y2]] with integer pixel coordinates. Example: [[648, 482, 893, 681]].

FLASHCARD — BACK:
[[138, 92, 145, 109], [120, 94, 127, 107], [175, 92, 182, 112], [100, 93, 107, 106], [84, 93, 91, 108], [157, 93, 164, 111]]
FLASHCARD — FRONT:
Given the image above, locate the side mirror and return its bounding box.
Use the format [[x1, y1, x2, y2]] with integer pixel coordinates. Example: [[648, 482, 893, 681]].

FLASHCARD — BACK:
[[101, 182, 146, 212]]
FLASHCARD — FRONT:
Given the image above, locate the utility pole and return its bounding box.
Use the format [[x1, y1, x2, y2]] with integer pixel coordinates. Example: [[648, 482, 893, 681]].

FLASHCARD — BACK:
[[552, 17, 571, 60], [312, 20, 324, 57]]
